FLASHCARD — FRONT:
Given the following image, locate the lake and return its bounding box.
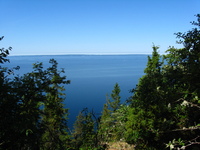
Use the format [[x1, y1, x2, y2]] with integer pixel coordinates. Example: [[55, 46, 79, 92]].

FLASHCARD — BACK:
[[6, 54, 149, 128]]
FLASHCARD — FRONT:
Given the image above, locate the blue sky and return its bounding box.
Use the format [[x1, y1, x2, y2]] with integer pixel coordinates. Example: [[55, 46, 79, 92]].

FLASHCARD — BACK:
[[0, 0, 200, 55]]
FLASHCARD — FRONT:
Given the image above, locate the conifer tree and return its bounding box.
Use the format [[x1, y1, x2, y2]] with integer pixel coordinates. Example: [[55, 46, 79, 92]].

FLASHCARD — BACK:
[[125, 46, 166, 149], [98, 97, 112, 142], [125, 15, 200, 149], [72, 108, 97, 149], [109, 83, 121, 112], [98, 83, 122, 143]]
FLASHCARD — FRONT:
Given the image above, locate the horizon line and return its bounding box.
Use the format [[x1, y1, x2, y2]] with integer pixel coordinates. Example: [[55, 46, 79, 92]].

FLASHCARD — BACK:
[[9, 52, 152, 56]]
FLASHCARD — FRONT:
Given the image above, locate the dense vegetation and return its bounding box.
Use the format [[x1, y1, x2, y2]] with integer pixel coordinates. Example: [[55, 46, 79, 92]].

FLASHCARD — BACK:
[[0, 15, 200, 150]]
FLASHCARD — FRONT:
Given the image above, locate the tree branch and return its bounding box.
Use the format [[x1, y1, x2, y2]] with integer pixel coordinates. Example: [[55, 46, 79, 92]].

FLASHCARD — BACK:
[[181, 136, 200, 150], [177, 98, 200, 109], [171, 126, 200, 132]]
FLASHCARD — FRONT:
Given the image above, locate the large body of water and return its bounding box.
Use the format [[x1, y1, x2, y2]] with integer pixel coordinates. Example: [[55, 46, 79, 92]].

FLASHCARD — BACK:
[[6, 54, 149, 128]]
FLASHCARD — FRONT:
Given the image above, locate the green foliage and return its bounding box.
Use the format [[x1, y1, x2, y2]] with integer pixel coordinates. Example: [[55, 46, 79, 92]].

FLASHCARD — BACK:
[[109, 83, 121, 112], [39, 59, 70, 150], [130, 45, 164, 108], [98, 102, 111, 142], [0, 38, 70, 149], [0, 36, 11, 64], [125, 14, 200, 149], [98, 83, 127, 143], [72, 108, 99, 149]]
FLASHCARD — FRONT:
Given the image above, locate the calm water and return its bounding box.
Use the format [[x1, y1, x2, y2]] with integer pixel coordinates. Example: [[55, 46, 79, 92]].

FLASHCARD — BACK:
[[6, 55, 148, 128]]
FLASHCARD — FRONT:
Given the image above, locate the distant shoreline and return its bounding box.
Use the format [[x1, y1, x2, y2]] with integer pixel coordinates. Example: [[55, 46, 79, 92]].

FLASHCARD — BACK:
[[9, 53, 151, 56]]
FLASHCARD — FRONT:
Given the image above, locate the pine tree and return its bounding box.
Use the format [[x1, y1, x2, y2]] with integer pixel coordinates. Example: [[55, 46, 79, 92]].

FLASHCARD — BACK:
[[72, 108, 97, 149], [98, 98, 112, 142], [125, 46, 166, 149], [130, 45, 164, 108], [109, 83, 121, 112], [98, 83, 123, 143], [126, 15, 200, 149]]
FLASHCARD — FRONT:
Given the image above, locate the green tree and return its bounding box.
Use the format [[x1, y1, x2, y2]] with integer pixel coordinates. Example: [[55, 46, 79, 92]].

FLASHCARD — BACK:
[[0, 37, 71, 149], [164, 14, 200, 150], [125, 15, 200, 149], [72, 108, 98, 149], [125, 46, 167, 149], [98, 83, 123, 143], [0, 36, 23, 149], [98, 97, 113, 143], [40, 59, 70, 150], [109, 83, 121, 112], [130, 45, 164, 108]]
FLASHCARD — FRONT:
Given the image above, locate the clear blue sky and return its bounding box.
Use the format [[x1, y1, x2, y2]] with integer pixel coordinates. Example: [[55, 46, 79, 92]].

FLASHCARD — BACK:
[[0, 0, 199, 55]]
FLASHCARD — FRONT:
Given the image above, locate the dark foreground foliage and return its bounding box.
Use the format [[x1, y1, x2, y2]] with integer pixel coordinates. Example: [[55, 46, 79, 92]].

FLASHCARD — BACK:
[[0, 38, 71, 150], [125, 14, 200, 150]]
